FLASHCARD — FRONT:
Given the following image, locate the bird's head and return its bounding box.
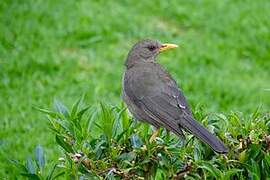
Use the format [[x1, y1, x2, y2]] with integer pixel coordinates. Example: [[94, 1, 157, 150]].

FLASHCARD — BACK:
[[125, 39, 178, 68]]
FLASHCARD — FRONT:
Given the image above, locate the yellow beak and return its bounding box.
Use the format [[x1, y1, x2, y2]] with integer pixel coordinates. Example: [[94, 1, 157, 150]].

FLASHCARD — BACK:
[[159, 43, 178, 52]]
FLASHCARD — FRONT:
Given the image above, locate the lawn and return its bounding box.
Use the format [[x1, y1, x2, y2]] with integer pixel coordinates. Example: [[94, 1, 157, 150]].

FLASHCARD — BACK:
[[0, 0, 270, 178]]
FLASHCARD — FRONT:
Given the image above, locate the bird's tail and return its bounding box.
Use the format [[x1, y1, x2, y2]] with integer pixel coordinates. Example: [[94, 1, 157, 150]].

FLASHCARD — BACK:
[[179, 116, 228, 153]]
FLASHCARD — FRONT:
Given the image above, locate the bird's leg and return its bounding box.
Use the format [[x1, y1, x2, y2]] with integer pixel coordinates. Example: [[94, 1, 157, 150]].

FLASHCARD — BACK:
[[149, 128, 160, 143]]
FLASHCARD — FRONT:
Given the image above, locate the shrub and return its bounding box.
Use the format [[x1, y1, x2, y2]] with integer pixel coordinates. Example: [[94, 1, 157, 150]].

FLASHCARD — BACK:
[[12, 99, 270, 179]]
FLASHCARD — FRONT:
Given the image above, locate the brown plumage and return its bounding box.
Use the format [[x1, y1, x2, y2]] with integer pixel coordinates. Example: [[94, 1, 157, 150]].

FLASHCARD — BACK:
[[122, 39, 228, 153]]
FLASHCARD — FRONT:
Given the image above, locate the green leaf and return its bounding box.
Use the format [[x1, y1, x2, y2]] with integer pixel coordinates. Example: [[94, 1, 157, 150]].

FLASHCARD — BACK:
[[112, 107, 126, 138], [264, 153, 270, 166], [121, 107, 130, 131], [118, 152, 136, 162], [52, 172, 65, 179], [197, 161, 222, 178], [100, 103, 113, 139], [54, 99, 69, 118], [251, 107, 260, 120], [104, 169, 116, 180], [116, 128, 129, 142], [194, 145, 202, 161], [10, 159, 28, 173], [261, 155, 270, 178], [71, 96, 85, 119], [155, 168, 165, 179], [46, 164, 57, 180], [224, 169, 242, 179], [54, 119, 74, 136], [55, 135, 74, 153], [130, 134, 143, 148], [247, 144, 261, 160], [93, 135, 108, 159], [238, 150, 246, 163], [34, 107, 60, 118], [77, 106, 91, 121], [250, 159, 261, 179], [26, 157, 36, 174], [21, 173, 41, 180], [87, 110, 97, 133], [35, 145, 45, 170]]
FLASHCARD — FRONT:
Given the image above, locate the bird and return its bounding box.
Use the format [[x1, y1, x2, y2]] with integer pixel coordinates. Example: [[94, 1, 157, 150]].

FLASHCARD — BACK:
[[122, 39, 228, 154]]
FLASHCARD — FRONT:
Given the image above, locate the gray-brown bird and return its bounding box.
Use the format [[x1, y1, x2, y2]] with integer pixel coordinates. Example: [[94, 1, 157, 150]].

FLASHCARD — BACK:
[[122, 39, 228, 153]]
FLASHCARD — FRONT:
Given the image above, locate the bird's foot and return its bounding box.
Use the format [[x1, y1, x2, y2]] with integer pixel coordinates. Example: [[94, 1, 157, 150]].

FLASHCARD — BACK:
[[149, 129, 159, 143]]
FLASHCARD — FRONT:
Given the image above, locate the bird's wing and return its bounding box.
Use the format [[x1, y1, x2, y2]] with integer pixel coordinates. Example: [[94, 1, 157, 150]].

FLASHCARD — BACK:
[[125, 63, 192, 119], [158, 70, 193, 116], [124, 63, 228, 153]]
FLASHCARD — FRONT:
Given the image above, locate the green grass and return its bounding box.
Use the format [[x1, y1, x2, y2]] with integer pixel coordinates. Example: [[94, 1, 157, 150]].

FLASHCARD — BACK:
[[0, 0, 270, 178]]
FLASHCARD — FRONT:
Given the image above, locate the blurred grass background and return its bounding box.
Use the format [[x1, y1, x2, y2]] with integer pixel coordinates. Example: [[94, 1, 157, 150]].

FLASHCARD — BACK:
[[0, 0, 269, 177]]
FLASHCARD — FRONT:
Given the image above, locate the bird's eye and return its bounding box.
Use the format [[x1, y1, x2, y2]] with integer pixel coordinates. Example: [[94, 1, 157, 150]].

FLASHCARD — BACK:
[[147, 45, 156, 51]]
